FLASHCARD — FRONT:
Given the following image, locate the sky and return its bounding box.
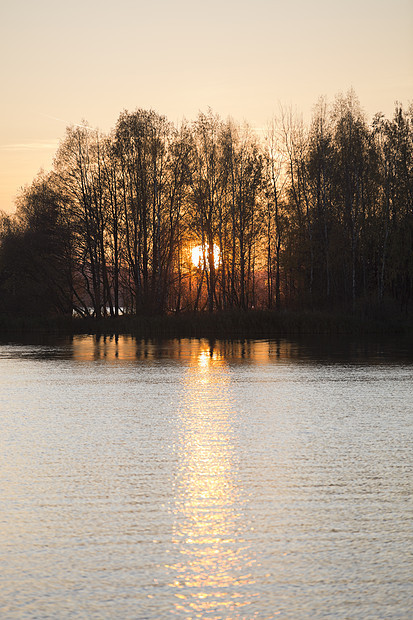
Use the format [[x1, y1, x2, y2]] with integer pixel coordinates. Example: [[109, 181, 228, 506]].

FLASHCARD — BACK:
[[1, 0, 412, 214]]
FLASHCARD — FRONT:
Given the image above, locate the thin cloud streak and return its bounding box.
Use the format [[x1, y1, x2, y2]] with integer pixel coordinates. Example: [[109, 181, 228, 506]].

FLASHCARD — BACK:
[[40, 113, 94, 131], [0, 140, 60, 152], [0, 114, 94, 153]]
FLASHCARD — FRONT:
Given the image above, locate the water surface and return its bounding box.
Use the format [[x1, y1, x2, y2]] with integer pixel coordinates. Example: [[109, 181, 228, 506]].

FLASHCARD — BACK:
[[0, 336, 412, 619]]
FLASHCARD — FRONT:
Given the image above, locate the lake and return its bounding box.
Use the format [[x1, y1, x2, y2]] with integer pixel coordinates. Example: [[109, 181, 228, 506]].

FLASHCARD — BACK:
[[0, 335, 412, 619]]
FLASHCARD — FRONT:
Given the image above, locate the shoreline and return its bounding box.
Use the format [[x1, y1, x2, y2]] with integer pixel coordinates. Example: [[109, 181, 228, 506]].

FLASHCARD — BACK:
[[1, 308, 411, 340]]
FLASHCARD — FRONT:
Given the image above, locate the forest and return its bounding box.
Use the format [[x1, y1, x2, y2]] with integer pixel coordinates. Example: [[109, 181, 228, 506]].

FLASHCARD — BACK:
[[0, 91, 412, 323]]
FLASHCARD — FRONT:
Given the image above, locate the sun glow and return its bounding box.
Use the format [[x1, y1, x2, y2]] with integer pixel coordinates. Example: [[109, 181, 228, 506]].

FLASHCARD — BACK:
[[191, 244, 220, 269]]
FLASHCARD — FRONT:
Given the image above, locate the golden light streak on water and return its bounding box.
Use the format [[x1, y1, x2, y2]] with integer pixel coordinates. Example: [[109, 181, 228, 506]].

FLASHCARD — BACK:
[[167, 342, 258, 617]]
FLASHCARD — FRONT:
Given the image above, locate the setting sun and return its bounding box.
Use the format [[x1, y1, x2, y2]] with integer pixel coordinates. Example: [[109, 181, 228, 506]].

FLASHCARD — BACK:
[[191, 244, 220, 269]]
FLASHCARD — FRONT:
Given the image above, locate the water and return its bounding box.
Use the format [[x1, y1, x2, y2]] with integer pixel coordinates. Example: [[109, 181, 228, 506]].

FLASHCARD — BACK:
[[0, 336, 412, 619]]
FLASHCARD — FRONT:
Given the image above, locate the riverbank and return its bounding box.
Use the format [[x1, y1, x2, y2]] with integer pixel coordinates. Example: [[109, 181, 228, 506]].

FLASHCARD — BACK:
[[1, 307, 411, 339]]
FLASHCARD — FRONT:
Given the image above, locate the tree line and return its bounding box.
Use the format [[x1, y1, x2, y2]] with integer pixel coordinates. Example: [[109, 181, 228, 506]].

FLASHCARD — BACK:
[[1, 90, 412, 319]]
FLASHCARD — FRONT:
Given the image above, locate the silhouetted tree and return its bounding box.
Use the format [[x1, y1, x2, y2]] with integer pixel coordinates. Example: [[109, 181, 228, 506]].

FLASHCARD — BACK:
[[2, 95, 411, 322], [0, 174, 72, 316]]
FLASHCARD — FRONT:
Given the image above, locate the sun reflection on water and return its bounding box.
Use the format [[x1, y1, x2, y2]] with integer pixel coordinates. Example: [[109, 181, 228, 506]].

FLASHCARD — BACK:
[[167, 342, 257, 618]]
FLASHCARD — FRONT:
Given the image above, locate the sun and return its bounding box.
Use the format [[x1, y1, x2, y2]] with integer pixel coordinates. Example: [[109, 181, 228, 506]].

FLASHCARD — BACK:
[[191, 244, 220, 269]]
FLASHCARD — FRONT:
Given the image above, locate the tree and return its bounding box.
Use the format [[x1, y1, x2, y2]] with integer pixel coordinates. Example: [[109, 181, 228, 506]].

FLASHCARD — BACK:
[[222, 120, 264, 309], [0, 174, 72, 316], [189, 110, 226, 312], [114, 109, 178, 313], [330, 90, 370, 309], [264, 117, 287, 308]]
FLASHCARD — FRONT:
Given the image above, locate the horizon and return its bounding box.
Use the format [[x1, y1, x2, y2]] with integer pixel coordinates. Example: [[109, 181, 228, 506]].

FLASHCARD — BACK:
[[1, 0, 412, 215]]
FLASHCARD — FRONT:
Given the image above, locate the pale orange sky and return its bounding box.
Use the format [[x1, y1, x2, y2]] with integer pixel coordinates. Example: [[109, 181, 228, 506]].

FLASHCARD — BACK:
[[1, 0, 412, 214]]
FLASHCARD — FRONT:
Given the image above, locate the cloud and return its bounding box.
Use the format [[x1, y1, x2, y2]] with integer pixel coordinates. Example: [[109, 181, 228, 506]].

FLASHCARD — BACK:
[[0, 140, 60, 152], [40, 113, 94, 131]]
